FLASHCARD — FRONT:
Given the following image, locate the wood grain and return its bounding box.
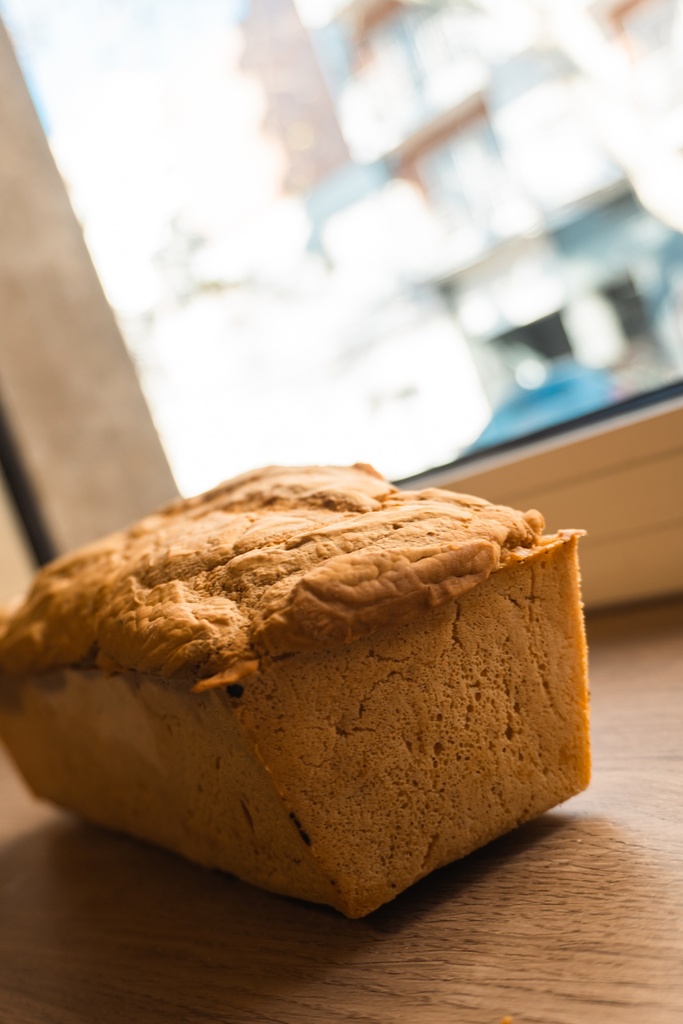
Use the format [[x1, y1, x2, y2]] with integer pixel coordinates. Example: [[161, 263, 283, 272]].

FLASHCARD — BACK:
[[1, 598, 682, 1024]]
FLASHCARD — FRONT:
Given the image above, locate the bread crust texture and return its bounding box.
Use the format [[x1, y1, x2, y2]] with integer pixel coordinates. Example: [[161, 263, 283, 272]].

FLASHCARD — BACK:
[[0, 464, 590, 916], [0, 464, 551, 683]]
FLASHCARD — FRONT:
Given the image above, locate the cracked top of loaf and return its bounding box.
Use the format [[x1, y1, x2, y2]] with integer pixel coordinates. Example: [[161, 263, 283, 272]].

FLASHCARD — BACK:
[[0, 464, 556, 688]]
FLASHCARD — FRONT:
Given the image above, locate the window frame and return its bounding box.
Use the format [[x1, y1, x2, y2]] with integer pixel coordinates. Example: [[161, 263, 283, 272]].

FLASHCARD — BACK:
[[396, 383, 683, 609]]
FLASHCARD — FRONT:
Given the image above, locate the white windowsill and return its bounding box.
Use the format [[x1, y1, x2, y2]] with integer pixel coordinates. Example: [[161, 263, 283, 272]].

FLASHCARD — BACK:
[[403, 393, 683, 609]]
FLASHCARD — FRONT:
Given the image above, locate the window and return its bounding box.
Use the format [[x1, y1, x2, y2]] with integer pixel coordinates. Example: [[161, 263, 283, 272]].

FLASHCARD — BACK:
[[0, 0, 681, 608]]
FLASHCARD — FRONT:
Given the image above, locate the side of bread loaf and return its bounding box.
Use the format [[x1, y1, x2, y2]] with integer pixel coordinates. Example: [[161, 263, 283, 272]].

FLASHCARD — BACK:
[[0, 463, 589, 917]]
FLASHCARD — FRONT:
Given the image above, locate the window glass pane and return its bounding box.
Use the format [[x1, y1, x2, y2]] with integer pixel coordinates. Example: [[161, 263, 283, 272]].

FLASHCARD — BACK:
[[2, 0, 682, 494]]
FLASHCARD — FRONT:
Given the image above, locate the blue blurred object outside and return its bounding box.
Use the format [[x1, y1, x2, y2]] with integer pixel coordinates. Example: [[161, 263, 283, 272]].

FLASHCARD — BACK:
[[466, 357, 615, 453]]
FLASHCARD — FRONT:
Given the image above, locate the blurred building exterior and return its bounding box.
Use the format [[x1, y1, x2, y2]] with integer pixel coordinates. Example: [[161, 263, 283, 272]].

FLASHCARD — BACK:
[[280, 0, 683, 452]]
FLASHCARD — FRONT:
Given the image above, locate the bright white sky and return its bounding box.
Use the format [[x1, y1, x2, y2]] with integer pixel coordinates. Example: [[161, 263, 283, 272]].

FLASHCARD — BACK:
[[0, 0, 491, 494], [1, 0, 276, 314]]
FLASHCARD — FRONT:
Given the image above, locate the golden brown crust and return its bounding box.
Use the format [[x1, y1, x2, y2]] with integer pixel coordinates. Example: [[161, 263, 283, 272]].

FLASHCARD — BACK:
[[0, 464, 549, 684]]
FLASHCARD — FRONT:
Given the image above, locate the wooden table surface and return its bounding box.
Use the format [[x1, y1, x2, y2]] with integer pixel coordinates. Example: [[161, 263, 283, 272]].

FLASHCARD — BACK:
[[1, 598, 682, 1024]]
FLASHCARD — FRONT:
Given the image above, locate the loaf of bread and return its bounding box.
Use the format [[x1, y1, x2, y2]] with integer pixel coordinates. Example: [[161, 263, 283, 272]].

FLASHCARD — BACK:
[[0, 464, 590, 917]]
